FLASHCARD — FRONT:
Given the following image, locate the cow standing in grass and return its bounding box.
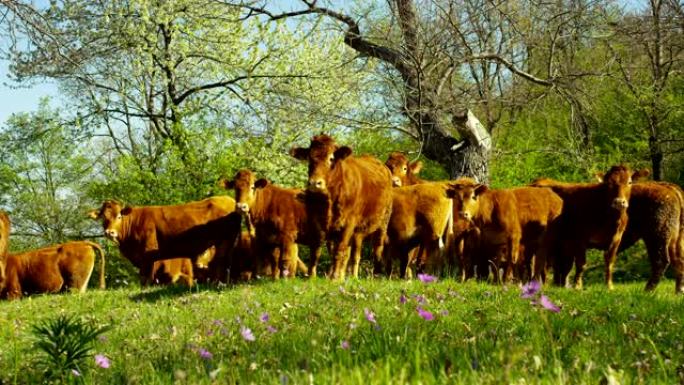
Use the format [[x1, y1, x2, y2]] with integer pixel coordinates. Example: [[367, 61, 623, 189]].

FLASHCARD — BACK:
[[222, 169, 322, 278], [88, 197, 240, 286], [0, 241, 105, 300], [618, 182, 683, 293], [532, 166, 650, 289], [291, 135, 393, 279], [0, 211, 9, 289]]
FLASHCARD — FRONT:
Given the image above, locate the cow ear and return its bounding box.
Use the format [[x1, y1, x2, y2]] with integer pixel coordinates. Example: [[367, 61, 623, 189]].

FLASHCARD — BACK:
[[474, 184, 489, 195], [121, 207, 133, 216], [87, 210, 100, 220], [221, 179, 234, 189], [410, 160, 423, 174], [334, 146, 352, 161], [632, 168, 650, 181], [255, 179, 269, 189], [595, 172, 605, 183], [290, 147, 309, 161]]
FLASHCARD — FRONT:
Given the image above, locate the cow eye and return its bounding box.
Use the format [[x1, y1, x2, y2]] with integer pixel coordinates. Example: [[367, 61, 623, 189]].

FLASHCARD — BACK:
[[251, 186, 256, 191], [402, 166, 407, 172], [471, 194, 477, 201], [116, 214, 122, 220]]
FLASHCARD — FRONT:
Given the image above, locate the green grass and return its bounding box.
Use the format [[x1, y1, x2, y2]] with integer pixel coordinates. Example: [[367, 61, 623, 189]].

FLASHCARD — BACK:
[[1, 279, 683, 384]]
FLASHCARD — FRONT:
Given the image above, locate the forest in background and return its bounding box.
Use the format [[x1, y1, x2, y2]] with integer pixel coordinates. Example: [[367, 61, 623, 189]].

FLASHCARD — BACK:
[[0, 1, 682, 282]]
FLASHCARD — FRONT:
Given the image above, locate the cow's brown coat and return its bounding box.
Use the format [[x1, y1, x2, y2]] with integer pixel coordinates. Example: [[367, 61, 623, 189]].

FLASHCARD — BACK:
[[0, 211, 9, 289]]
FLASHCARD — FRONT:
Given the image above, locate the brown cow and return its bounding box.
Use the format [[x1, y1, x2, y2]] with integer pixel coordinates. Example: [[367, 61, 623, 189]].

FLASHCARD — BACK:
[[385, 152, 424, 187], [291, 134, 393, 279], [0, 241, 105, 300], [618, 182, 683, 293], [150, 258, 194, 286], [0, 211, 9, 288], [386, 182, 453, 278], [531, 165, 650, 289], [222, 170, 319, 278], [88, 196, 240, 286]]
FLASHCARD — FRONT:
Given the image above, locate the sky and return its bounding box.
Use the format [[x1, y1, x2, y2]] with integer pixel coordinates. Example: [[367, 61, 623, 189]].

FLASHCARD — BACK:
[[0, 0, 647, 124]]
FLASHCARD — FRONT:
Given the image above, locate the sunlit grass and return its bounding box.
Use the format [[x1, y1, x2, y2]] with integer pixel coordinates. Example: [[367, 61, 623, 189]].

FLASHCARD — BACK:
[[1, 278, 683, 384]]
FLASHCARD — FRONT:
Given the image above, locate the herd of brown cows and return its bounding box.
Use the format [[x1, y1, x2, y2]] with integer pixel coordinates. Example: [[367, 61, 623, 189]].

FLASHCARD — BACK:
[[0, 134, 682, 299]]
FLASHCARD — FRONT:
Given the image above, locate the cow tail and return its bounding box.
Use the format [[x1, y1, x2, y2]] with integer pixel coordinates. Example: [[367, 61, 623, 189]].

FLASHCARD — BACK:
[[88, 241, 106, 289]]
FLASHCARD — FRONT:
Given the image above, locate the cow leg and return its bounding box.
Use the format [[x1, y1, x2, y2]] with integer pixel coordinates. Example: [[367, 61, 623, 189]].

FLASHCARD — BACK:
[[644, 236, 670, 291], [504, 236, 521, 284], [308, 243, 322, 277], [332, 225, 357, 280], [350, 234, 364, 279], [604, 228, 627, 290], [280, 241, 298, 279], [671, 238, 684, 294], [139, 262, 155, 287], [269, 247, 281, 279]]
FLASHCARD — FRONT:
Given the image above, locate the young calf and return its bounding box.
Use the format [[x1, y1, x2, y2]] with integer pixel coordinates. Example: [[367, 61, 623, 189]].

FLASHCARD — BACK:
[[385, 152, 424, 187], [222, 169, 321, 278], [532, 165, 650, 289], [1, 241, 105, 300]]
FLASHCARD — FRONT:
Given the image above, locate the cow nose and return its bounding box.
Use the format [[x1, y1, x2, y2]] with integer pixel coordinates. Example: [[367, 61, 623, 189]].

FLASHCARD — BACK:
[[391, 176, 402, 187], [237, 203, 249, 213], [308, 178, 325, 190], [459, 211, 471, 220], [613, 198, 628, 209], [105, 229, 118, 239]]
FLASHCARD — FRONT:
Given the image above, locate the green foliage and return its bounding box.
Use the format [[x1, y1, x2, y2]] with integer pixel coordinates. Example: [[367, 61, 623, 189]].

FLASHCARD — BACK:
[[1, 281, 682, 384], [31, 314, 110, 383]]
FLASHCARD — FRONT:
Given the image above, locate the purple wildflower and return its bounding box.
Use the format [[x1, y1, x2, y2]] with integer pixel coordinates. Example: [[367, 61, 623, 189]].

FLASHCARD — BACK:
[[259, 312, 270, 323], [399, 294, 407, 304], [198, 348, 213, 360], [363, 308, 377, 324], [540, 295, 561, 313], [267, 325, 278, 334], [521, 280, 541, 299], [212, 319, 224, 326], [413, 294, 427, 304], [417, 307, 434, 321], [440, 309, 449, 316], [340, 340, 350, 349], [241, 326, 256, 341], [94, 354, 110, 369], [417, 273, 437, 283]]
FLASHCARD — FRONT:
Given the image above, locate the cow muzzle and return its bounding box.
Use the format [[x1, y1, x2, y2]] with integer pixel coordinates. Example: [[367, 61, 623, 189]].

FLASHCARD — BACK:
[[307, 178, 326, 192], [391, 176, 402, 187], [237, 202, 250, 214], [104, 229, 119, 241], [612, 197, 628, 210], [458, 211, 472, 220]]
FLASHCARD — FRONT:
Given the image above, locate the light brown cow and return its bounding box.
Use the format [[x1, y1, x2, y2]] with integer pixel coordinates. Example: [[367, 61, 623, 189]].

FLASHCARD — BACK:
[[88, 197, 240, 286], [0, 241, 105, 300], [291, 134, 393, 279], [386, 182, 453, 278], [0, 211, 9, 288], [385, 152, 424, 187], [531, 165, 650, 289], [222, 170, 320, 278], [150, 258, 194, 286], [618, 182, 683, 293]]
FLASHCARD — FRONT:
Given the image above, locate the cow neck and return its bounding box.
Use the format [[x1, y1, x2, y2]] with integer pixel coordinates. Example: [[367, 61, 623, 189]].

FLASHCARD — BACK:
[[325, 157, 359, 204], [118, 208, 139, 245], [472, 190, 496, 226], [250, 185, 276, 223]]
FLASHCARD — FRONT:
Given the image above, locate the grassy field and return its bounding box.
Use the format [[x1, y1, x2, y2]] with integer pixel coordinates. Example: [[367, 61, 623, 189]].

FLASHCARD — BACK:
[[1, 278, 683, 385]]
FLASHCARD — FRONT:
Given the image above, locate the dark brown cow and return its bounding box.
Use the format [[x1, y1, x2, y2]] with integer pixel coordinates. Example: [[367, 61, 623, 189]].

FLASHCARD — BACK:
[[0, 241, 105, 300], [0, 211, 9, 288], [291, 134, 393, 279], [386, 182, 453, 278], [150, 258, 194, 286], [88, 196, 240, 286], [222, 170, 319, 278], [618, 182, 683, 293], [385, 152, 424, 187], [531, 165, 650, 289], [226, 231, 310, 281]]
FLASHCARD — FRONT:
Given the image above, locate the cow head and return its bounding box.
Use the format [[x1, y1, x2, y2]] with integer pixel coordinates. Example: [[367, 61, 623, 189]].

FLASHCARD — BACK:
[[446, 178, 488, 221], [385, 152, 423, 187], [595, 166, 650, 210], [88, 200, 132, 243], [221, 169, 269, 215], [290, 134, 352, 193]]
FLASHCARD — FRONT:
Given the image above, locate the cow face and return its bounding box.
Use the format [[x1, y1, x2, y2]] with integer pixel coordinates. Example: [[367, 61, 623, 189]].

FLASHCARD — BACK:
[[290, 134, 352, 193], [596, 166, 650, 210], [446, 179, 488, 221], [88, 200, 131, 243], [385, 152, 422, 187], [222, 170, 269, 215]]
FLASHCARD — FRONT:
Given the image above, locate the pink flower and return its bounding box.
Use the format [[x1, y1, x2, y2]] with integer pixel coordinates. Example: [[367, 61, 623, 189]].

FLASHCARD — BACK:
[[71, 369, 81, 377], [413, 294, 427, 304], [198, 348, 213, 360], [417, 307, 434, 321], [282, 269, 290, 277], [417, 273, 437, 283], [259, 313, 270, 323], [267, 325, 278, 334], [241, 326, 256, 341], [440, 309, 449, 316], [540, 295, 561, 313], [340, 340, 350, 349], [399, 294, 407, 304], [95, 354, 110, 369], [521, 280, 541, 299], [363, 308, 377, 324]]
